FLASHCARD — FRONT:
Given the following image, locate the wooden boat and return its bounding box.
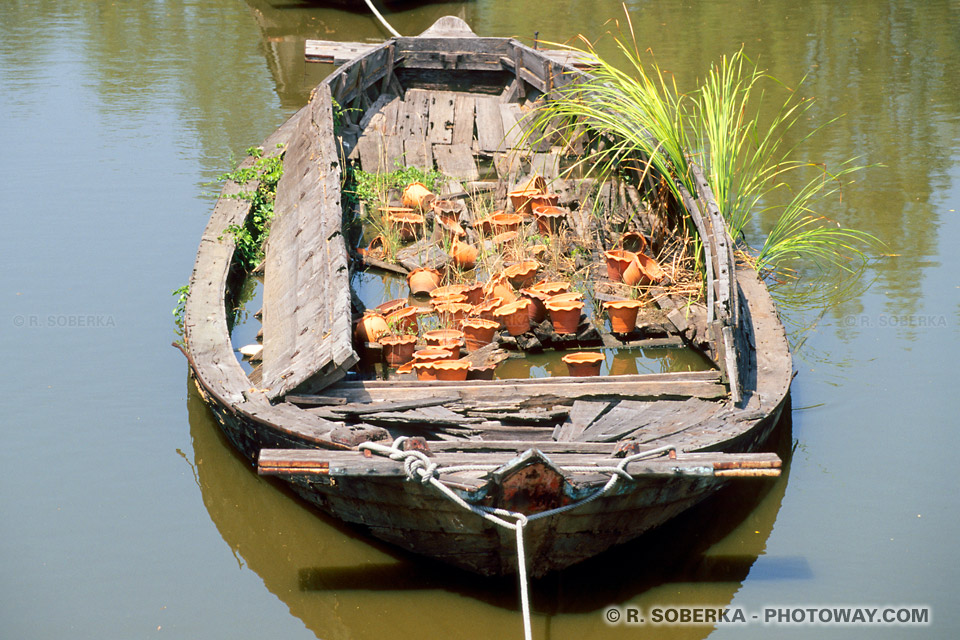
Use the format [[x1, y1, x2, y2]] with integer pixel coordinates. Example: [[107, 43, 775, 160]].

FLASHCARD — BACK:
[[180, 17, 792, 579]]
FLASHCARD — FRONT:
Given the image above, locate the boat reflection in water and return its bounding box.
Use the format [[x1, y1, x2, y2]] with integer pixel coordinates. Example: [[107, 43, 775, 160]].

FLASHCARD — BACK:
[[188, 380, 797, 640]]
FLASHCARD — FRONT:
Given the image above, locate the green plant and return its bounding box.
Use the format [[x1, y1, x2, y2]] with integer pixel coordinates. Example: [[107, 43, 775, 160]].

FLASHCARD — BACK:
[[172, 284, 189, 341], [348, 165, 445, 207], [528, 10, 879, 294], [218, 146, 285, 271]]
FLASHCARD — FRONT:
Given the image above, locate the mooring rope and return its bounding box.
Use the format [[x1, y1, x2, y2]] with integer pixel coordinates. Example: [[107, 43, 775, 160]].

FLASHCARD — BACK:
[[362, 0, 402, 38], [358, 438, 677, 640]]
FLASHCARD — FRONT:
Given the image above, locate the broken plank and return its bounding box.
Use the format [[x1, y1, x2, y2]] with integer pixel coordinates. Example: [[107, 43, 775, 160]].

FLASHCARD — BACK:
[[452, 94, 476, 146], [553, 400, 612, 441], [328, 394, 462, 416], [433, 143, 480, 180], [427, 91, 456, 144], [475, 96, 505, 152]]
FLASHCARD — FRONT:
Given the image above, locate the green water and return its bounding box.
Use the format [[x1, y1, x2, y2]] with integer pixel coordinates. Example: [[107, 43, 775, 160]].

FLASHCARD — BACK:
[[2, 1, 958, 638]]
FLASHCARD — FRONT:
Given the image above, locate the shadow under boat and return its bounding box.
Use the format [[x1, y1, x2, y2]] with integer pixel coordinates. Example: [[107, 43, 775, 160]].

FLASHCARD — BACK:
[[187, 377, 798, 638]]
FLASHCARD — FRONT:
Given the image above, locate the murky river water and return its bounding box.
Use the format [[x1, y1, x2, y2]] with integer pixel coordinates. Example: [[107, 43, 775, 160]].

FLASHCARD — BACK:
[[2, 1, 958, 638]]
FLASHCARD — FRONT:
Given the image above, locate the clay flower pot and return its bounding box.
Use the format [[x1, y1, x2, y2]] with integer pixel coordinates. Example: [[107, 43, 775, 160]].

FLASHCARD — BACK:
[[545, 291, 583, 304], [489, 212, 524, 235], [412, 361, 442, 381], [635, 253, 665, 284], [401, 181, 436, 210], [528, 193, 560, 214], [407, 267, 442, 295], [430, 284, 468, 301], [604, 299, 644, 334], [379, 334, 417, 366], [424, 329, 463, 346], [532, 204, 566, 235], [354, 312, 389, 343], [435, 216, 467, 242], [508, 189, 541, 215], [603, 249, 638, 282], [374, 298, 407, 316], [461, 317, 500, 351], [461, 282, 484, 305], [518, 288, 550, 324], [412, 347, 455, 363], [544, 298, 584, 335], [494, 299, 532, 336], [385, 208, 425, 242], [467, 363, 498, 380], [434, 302, 472, 324], [432, 199, 461, 225], [385, 306, 418, 333], [450, 239, 478, 270], [482, 275, 517, 304], [529, 281, 570, 297], [472, 296, 505, 327], [561, 351, 605, 377], [621, 231, 648, 255], [504, 260, 540, 289], [425, 359, 471, 381]]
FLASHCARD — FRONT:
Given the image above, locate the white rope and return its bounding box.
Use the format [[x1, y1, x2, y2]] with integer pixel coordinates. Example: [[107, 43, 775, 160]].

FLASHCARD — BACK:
[[358, 438, 677, 640], [362, 0, 402, 38]]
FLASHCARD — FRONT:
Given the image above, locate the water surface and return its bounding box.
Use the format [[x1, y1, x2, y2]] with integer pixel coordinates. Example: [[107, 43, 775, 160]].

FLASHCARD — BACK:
[[2, 0, 958, 638]]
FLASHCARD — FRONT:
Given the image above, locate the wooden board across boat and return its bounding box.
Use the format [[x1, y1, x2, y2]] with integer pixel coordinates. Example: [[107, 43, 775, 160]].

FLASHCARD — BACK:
[[181, 17, 792, 578]]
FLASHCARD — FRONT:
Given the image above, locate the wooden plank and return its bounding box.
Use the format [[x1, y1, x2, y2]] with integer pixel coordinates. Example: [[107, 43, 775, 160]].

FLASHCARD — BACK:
[[452, 94, 476, 146], [433, 143, 479, 180], [327, 394, 461, 416], [475, 96, 505, 152], [305, 39, 378, 65], [359, 94, 398, 131], [260, 83, 357, 399], [397, 89, 431, 143], [403, 137, 434, 170], [553, 400, 612, 441], [427, 91, 456, 144], [500, 103, 524, 150]]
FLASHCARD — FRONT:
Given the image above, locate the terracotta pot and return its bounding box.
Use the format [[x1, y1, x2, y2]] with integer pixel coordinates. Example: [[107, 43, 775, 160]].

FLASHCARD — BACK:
[[450, 239, 478, 270], [504, 260, 540, 289], [528, 193, 560, 214], [621, 256, 644, 286], [561, 351, 605, 377], [412, 361, 442, 381], [435, 216, 466, 242], [635, 253, 665, 284], [604, 249, 638, 282], [526, 243, 548, 259], [604, 299, 644, 334], [467, 363, 498, 380], [354, 312, 389, 343], [411, 347, 455, 364], [434, 302, 472, 324], [461, 282, 484, 305], [428, 359, 471, 381], [401, 181, 436, 210], [494, 299, 532, 336], [385, 209, 425, 242], [544, 298, 584, 335], [430, 293, 468, 306], [508, 189, 541, 215], [545, 291, 583, 304], [430, 284, 468, 301], [424, 329, 464, 347], [532, 204, 566, 235], [482, 275, 517, 304], [365, 234, 387, 256], [621, 231, 648, 255], [489, 212, 524, 235], [432, 199, 461, 225], [385, 306, 418, 333], [472, 296, 505, 327], [407, 267, 442, 295], [379, 334, 417, 366], [529, 281, 570, 297], [518, 288, 549, 324], [461, 317, 500, 351], [374, 298, 407, 316]]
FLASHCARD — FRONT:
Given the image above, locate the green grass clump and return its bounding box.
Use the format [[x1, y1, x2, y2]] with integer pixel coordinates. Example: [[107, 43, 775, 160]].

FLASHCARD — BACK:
[[219, 146, 284, 271]]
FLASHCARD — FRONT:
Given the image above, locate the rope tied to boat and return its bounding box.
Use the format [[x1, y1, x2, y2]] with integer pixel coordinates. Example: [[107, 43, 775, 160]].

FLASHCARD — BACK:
[[358, 438, 677, 640]]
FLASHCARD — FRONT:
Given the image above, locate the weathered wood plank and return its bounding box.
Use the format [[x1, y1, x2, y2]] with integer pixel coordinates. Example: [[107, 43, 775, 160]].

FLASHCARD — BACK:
[[427, 91, 456, 144], [452, 94, 476, 146], [475, 96, 505, 152], [433, 143, 479, 180], [553, 400, 612, 441]]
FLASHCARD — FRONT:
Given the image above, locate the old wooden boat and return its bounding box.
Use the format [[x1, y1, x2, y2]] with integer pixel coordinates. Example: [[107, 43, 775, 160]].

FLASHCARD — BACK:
[[180, 17, 792, 579]]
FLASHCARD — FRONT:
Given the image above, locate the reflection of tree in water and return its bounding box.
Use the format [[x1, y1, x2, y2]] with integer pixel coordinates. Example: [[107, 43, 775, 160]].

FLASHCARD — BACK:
[[188, 377, 796, 640]]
